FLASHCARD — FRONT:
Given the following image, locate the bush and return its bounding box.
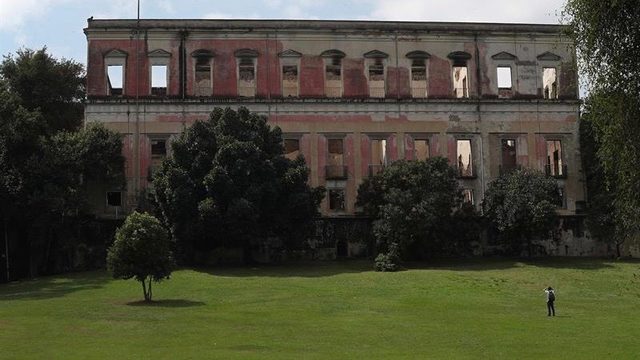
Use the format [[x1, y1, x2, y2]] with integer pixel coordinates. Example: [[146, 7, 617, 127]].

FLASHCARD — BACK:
[[374, 242, 401, 272]]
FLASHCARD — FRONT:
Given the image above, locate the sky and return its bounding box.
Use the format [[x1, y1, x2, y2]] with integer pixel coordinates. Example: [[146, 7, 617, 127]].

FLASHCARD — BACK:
[[0, 0, 567, 66]]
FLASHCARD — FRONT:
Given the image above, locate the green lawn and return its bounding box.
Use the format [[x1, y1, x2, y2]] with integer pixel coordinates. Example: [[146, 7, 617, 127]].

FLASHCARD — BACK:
[[1, 259, 639, 359]]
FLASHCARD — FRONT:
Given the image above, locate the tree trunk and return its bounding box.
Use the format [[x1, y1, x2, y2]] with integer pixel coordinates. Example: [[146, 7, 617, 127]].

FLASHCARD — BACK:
[[148, 277, 153, 301], [615, 239, 624, 258], [141, 277, 150, 301]]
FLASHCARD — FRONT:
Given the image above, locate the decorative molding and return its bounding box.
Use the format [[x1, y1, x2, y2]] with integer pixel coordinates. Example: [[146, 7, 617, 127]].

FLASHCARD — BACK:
[[363, 50, 389, 59], [234, 48, 259, 58], [491, 51, 518, 61], [191, 49, 215, 58], [278, 49, 302, 58], [104, 49, 128, 58], [320, 49, 346, 58], [447, 51, 472, 61], [405, 50, 431, 59], [148, 49, 172, 57], [537, 51, 562, 61]]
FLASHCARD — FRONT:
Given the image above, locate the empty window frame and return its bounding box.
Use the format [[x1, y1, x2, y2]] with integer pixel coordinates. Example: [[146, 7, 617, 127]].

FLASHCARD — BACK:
[[106, 191, 122, 207], [194, 57, 212, 96], [151, 65, 168, 96], [107, 65, 124, 95], [105, 49, 127, 96], [543, 68, 558, 99], [327, 138, 344, 168], [414, 139, 430, 161], [448, 52, 471, 99], [453, 66, 469, 98], [326, 138, 346, 179], [325, 57, 343, 97], [457, 139, 473, 177], [411, 58, 428, 98], [150, 138, 168, 177], [497, 66, 512, 89], [328, 188, 346, 212], [546, 140, 564, 177], [283, 138, 300, 161], [462, 189, 474, 205], [148, 49, 171, 96], [238, 57, 257, 97], [371, 139, 387, 166], [368, 58, 385, 98], [282, 65, 299, 97], [501, 139, 517, 173]]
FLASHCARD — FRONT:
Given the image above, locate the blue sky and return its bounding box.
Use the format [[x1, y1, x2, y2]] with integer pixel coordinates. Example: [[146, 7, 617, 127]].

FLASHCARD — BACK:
[[0, 0, 566, 66]]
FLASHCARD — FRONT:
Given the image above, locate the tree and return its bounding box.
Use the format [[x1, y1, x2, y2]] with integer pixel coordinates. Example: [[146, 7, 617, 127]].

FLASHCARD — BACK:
[[356, 157, 472, 269], [107, 212, 175, 302], [482, 168, 560, 257], [0, 48, 124, 280], [564, 1, 640, 247], [0, 47, 85, 132], [153, 107, 324, 263]]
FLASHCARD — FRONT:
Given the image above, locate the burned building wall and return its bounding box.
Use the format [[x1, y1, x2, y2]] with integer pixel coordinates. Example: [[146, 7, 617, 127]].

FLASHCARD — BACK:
[[84, 19, 593, 254]]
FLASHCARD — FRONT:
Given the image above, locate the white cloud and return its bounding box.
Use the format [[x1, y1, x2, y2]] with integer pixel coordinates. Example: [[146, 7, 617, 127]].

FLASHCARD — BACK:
[[368, 0, 564, 24], [0, 0, 58, 31]]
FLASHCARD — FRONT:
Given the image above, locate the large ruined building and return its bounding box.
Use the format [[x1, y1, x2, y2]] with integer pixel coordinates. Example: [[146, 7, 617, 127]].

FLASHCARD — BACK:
[[84, 19, 603, 255]]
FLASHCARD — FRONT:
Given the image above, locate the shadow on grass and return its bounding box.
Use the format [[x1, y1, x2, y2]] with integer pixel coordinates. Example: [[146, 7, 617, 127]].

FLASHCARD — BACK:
[[406, 257, 619, 271], [0, 270, 111, 301], [126, 299, 205, 307], [193, 259, 373, 278], [193, 257, 626, 278]]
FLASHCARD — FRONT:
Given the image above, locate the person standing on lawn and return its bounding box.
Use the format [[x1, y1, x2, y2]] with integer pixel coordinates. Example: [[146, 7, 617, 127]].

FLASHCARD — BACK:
[[545, 286, 556, 316]]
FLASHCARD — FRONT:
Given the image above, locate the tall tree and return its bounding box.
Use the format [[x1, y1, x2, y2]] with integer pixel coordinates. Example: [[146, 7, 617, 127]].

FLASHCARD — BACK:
[[0, 48, 85, 132], [153, 107, 324, 263], [356, 157, 474, 268], [564, 1, 640, 245], [0, 48, 124, 279], [483, 168, 560, 257]]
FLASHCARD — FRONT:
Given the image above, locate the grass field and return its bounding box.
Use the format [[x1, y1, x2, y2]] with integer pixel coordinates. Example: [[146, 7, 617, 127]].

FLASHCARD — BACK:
[[1, 258, 639, 359]]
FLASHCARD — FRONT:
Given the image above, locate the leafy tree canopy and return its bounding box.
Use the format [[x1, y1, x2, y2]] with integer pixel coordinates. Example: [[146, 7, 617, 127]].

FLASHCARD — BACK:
[[153, 107, 324, 263], [482, 168, 560, 256], [564, 0, 640, 241], [0, 47, 85, 132], [357, 157, 475, 265], [0, 48, 124, 278], [107, 212, 175, 301]]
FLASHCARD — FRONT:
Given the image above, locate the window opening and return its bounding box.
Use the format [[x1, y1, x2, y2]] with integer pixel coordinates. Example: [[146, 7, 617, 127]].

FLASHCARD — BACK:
[[368, 58, 385, 98], [282, 65, 298, 97], [151, 65, 167, 96], [107, 65, 123, 95], [329, 188, 346, 212], [453, 66, 468, 98], [457, 139, 473, 177], [326, 138, 346, 179], [325, 57, 342, 97], [414, 139, 429, 161], [546, 140, 564, 177], [411, 59, 427, 98], [195, 57, 211, 96], [501, 139, 517, 174], [543, 68, 557, 99], [463, 189, 474, 205], [497, 66, 512, 89], [283, 139, 300, 161], [106, 191, 122, 207], [238, 57, 256, 97]]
